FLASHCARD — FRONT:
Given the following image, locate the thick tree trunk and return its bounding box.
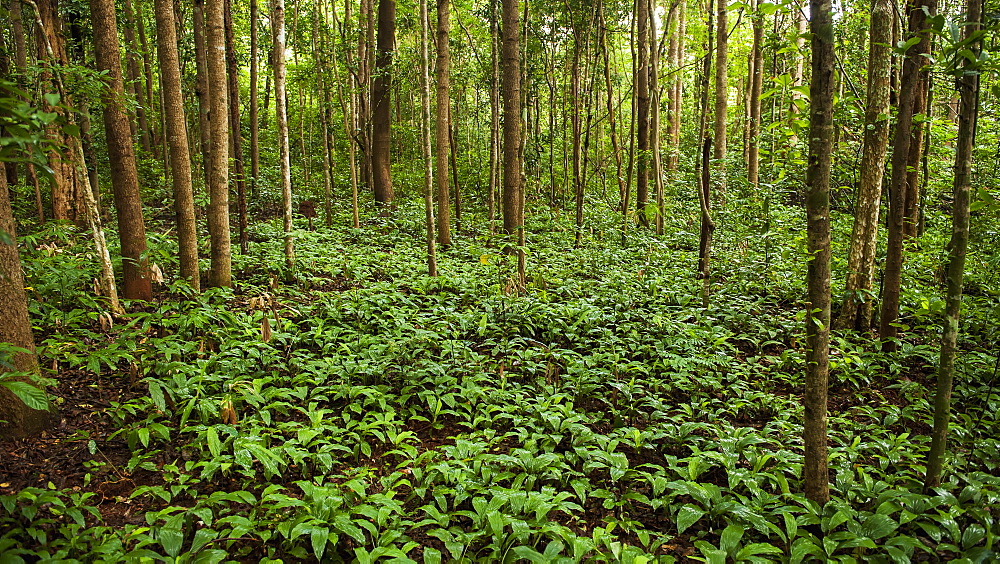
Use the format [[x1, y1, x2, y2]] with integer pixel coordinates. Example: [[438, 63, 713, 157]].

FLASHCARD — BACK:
[[804, 0, 834, 507], [0, 172, 55, 440], [271, 0, 294, 271], [371, 0, 395, 207], [206, 0, 232, 287], [924, 0, 980, 491], [90, 0, 153, 301], [224, 0, 248, 255], [836, 0, 891, 331], [880, 0, 935, 351], [154, 0, 199, 291], [435, 0, 451, 246]]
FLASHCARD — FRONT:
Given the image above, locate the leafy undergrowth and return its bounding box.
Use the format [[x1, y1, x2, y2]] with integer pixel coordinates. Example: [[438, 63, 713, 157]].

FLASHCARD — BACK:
[[2, 202, 999, 563]]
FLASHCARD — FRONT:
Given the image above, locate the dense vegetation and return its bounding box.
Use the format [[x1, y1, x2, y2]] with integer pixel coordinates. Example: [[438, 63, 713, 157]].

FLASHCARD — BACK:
[[2, 192, 1000, 561], [3, 0, 1000, 559]]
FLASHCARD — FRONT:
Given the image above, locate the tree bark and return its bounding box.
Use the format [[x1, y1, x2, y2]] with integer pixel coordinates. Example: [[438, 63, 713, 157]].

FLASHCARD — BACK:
[[206, 0, 232, 287], [748, 0, 764, 188], [501, 0, 524, 284], [250, 0, 260, 205], [420, 0, 437, 275], [634, 0, 649, 226], [371, 0, 395, 207], [713, 0, 728, 199], [924, 0, 980, 491], [122, 0, 152, 153], [435, 0, 451, 246], [880, 0, 935, 351], [836, 0, 891, 331], [224, 0, 248, 255], [154, 0, 200, 291], [193, 0, 212, 186], [271, 0, 294, 271], [90, 0, 153, 301], [804, 0, 834, 507], [0, 172, 55, 440]]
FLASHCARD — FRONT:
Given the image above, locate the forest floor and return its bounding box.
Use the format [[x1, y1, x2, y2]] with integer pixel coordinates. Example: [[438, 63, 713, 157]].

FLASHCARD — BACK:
[[2, 202, 999, 562]]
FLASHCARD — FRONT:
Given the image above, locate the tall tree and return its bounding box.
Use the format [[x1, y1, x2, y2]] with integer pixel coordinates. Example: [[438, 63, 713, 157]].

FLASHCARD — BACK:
[[154, 0, 199, 291], [250, 0, 260, 206], [224, 0, 248, 254], [90, 0, 153, 301], [747, 0, 764, 188], [371, 0, 395, 207], [122, 0, 152, 152], [206, 0, 232, 287], [803, 0, 835, 506], [435, 0, 451, 246], [271, 0, 293, 271], [420, 0, 437, 275], [634, 0, 650, 226], [880, 0, 936, 351], [0, 171, 54, 440], [193, 0, 212, 184], [924, 0, 981, 490], [836, 0, 891, 331], [713, 0, 728, 198], [501, 0, 524, 284]]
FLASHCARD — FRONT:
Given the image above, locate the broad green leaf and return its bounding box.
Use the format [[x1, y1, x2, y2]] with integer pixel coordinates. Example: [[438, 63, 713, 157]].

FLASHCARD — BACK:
[[676, 504, 705, 535], [0, 381, 49, 411], [207, 427, 221, 458]]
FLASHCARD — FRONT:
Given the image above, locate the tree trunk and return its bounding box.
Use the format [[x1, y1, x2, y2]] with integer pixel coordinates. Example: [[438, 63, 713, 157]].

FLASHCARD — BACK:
[[224, 0, 248, 255], [0, 172, 55, 440], [903, 70, 929, 238], [357, 0, 374, 192], [193, 0, 212, 186], [121, 0, 151, 153], [435, 0, 451, 246], [420, 0, 437, 275], [924, 0, 980, 491], [696, 0, 713, 306], [90, 0, 153, 301], [713, 0, 728, 199], [250, 0, 260, 204], [648, 0, 663, 235], [154, 0, 200, 291], [880, 0, 935, 351], [804, 0, 834, 507], [836, 0, 891, 331], [501, 0, 524, 284], [634, 0, 649, 226], [748, 0, 764, 188], [488, 3, 500, 233], [206, 0, 232, 287], [8, 0, 25, 187], [371, 0, 395, 207], [271, 0, 293, 271]]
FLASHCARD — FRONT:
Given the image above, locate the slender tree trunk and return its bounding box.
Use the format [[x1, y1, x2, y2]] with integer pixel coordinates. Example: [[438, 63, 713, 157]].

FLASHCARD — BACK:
[[571, 35, 584, 246], [122, 0, 152, 153], [449, 118, 462, 231], [135, 0, 158, 147], [332, 0, 360, 228], [436, 0, 451, 246], [502, 0, 524, 283], [271, 0, 293, 271], [357, 0, 374, 192], [250, 0, 260, 204], [804, 0, 834, 507], [671, 4, 684, 174], [193, 0, 212, 185], [696, 0, 714, 306], [880, 0, 935, 351], [90, 0, 153, 301], [635, 0, 649, 226], [903, 70, 929, 238], [224, 0, 248, 254], [488, 3, 500, 233], [748, 0, 764, 188], [924, 0, 980, 491], [789, 2, 807, 146], [420, 0, 437, 275], [600, 0, 627, 241], [713, 0, 728, 199], [6, 0, 27, 187], [154, 0, 199, 291], [206, 0, 232, 287], [648, 0, 663, 235], [0, 171, 55, 440], [371, 0, 395, 207], [836, 0, 891, 331], [33, 0, 79, 222]]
